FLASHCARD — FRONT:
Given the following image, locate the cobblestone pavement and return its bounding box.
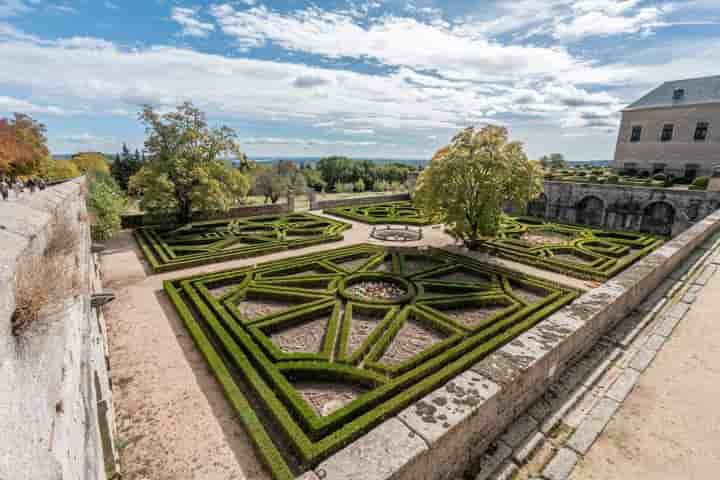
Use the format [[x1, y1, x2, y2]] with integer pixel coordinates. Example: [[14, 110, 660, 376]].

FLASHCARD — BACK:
[[469, 232, 720, 480]]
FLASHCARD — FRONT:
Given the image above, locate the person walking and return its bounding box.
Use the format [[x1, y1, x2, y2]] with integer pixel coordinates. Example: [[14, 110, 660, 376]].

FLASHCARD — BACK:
[[0, 178, 9, 201], [28, 177, 36, 193], [13, 178, 22, 200]]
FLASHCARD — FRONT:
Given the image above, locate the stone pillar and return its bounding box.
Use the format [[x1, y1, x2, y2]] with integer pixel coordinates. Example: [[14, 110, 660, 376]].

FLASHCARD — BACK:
[[308, 190, 317, 211], [287, 192, 296, 212]]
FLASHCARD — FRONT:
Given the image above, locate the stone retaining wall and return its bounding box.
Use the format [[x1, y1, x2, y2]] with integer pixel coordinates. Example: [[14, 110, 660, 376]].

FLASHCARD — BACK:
[[121, 202, 290, 228], [0, 179, 117, 480], [304, 208, 720, 480], [311, 193, 411, 211]]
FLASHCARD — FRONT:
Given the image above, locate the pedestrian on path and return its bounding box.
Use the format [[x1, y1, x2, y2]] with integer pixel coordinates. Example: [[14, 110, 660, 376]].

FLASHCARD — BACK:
[[0, 178, 9, 201]]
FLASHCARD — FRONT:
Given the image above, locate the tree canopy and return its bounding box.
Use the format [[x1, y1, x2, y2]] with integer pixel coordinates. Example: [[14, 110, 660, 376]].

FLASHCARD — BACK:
[[415, 126, 543, 248], [71, 152, 110, 174], [539, 153, 567, 170], [0, 113, 50, 176], [48, 159, 81, 181], [128, 102, 249, 223], [111, 143, 143, 190]]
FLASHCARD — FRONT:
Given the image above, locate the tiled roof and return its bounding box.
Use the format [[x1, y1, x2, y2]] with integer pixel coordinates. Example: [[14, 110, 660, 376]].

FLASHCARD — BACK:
[[625, 75, 720, 110]]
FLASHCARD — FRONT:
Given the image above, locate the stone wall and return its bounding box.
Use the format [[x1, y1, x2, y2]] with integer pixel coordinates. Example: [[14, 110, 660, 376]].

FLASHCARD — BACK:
[[312, 193, 411, 211], [0, 179, 117, 480], [121, 202, 290, 228], [532, 180, 720, 237]]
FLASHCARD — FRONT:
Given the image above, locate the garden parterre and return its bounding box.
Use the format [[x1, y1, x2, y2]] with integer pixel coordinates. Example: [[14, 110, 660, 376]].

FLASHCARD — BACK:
[[134, 212, 351, 272], [164, 243, 579, 479], [486, 216, 665, 281], [324, 200, 429, 225]]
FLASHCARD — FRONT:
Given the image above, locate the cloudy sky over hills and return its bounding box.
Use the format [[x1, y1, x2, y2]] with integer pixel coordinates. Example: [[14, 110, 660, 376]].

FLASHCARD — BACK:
[[0, 0, 718, 159]]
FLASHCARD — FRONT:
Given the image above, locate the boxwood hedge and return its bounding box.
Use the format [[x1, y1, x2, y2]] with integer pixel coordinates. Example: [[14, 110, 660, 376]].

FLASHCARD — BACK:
[[135, 212, 351, 272], [164, 243, 579, 479], [325, 200, 430, 225]]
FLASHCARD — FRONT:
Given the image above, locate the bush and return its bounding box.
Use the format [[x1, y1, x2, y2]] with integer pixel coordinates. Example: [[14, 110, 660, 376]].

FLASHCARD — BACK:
[[606, 175, 619, 184], [652, 173, 667, 181], [663, 175, 675, 188], [373, 180, 389, 192], [692, 176, 709, 189], [639, 171, 650, 178], [588, 175, 598, 183], [674, 176, 692, 185], [577, 171, 587, 177], [86, 172, 128, 241], [354, 179, 366, 192]]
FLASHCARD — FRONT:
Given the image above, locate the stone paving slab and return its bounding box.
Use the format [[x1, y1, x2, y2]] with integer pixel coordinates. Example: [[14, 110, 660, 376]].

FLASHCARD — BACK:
[[605, 368, 641, 402], [629, 348, 657, 372], [473, 442, 513, 480], [542, 447, 579, 480], [490, 461, 519, 480], [500, 414, 539, 448], [565, 397, 619, 455], [512, 431, 545, 464]]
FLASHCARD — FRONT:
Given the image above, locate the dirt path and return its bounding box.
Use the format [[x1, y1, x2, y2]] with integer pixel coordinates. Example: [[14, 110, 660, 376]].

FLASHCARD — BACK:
[[100, 214, 585, 479], [571, 267, 720, 480]]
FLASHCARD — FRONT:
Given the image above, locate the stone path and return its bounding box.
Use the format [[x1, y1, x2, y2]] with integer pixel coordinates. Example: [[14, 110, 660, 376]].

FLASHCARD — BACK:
[[469, 232, 720, 480]]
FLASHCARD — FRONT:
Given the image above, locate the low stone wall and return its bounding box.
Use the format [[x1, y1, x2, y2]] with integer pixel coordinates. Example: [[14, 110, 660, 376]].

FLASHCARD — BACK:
[[121, 202, 290, 228], [306, 209, 720, 480], [312, 193, 411, 211], [0, 179, 117, 480], [536, 180, 720, 237]]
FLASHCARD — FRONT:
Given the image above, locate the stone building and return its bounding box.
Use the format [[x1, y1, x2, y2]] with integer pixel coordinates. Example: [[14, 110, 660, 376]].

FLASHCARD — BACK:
[[613, 75, 720, 179]]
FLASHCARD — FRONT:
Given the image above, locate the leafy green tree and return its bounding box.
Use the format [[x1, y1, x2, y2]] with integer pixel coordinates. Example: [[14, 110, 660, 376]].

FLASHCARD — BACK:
[[255, 168, 287, 203], [415, 126, 543, 249], [128, 102, 249, 223], [354, 178, 365, 192], [111, 143, 142, 191], [86, 171, 128, 241], [71, 152, 110, 174], [48, 159, 80, 181], [277, 159, 308, 194], [303, 167, 326, 192]]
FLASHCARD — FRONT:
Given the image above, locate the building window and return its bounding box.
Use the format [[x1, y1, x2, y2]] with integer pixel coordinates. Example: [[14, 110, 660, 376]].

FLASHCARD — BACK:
[[630, 125, 642, 142], [685, 164, 699, 181], [694, 122, 709, 141], [652, 163, 666, 174], [673, 88, 685, 100], [661, 124, 674, 142]]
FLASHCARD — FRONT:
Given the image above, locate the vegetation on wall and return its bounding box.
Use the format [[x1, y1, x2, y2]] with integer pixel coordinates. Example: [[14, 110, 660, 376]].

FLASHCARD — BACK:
[[86, 172, 128, 241], [165, 243, 578, 479], [415, 126, 543, 249], [128, 102, 250, 223]]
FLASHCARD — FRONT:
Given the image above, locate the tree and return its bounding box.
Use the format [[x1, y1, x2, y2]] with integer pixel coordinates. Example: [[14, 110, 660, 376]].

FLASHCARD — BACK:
[[539, 153, 567, 170], [277, 159, 307, 194], [0, 113, 50, 175], [255, 168, 287, 204], [86, 171, 128, 240], [128, 102, 249, 223], [48, 159, 80, 181], [111, 142, 142, 190], [71, 152, 110, 174], [415, 126, 543, 249], [303, 167, 326, 192]]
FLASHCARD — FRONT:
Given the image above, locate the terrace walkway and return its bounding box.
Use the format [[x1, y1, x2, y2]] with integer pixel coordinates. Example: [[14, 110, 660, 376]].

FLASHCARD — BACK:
[[470, 231, 720, 480]]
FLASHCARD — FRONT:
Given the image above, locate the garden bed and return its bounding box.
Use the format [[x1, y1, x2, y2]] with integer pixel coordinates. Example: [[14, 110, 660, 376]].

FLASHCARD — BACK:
[[324, 200, 430, 225], [134, 212, 351, 272], [164, 243, 578, 479]]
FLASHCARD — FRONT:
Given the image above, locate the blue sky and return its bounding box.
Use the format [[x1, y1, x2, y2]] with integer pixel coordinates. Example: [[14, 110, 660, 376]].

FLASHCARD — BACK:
[[1, 0, 718, 160]]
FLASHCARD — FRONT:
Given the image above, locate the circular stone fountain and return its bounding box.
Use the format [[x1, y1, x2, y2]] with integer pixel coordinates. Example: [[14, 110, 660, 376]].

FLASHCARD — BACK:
[[338, 273, 416, 305]]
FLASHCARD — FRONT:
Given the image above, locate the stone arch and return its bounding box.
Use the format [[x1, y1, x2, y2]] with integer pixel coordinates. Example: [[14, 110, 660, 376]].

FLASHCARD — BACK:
[[641, 201, 675, 236], [576, 195, 605, 226], [527, 193, 548, 218]]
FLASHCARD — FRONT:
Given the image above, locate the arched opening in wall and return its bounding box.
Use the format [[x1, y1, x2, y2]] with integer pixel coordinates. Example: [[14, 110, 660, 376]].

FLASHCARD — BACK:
[[641, 202, 675, 236], [527, 193, 547, 218], [576, 196, 605, 226]]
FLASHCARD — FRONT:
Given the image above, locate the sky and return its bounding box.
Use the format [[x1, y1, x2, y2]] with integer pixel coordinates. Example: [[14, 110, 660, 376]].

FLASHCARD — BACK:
[[0, 0, 718, 160]]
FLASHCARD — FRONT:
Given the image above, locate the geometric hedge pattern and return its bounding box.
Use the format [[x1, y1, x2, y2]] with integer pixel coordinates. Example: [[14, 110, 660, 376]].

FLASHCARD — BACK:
[[325, 200, 430, 225], [164, 244, 579, 479], [328, 200, 664, 281], [134, 212, 351, 273], [486, 217, 664, 281]]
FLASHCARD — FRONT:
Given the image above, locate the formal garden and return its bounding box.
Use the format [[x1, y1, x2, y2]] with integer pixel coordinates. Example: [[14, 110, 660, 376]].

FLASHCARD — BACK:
[[324, 200, 429, 225], [135, 212, 351, 272], [165, 243, 579, 479]]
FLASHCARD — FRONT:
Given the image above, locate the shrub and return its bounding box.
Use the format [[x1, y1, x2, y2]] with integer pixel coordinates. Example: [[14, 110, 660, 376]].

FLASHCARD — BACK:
[[674, 176, 692, 185], [652, 173, 667, 182], [639, 171, 650, 178], [86, 172, 128, 241], [577, 171, 587, 177], [588, 175, 598, 183], [692, 176, 709, 190], [354, 179, 366, 192], [606, 175, 619, 184]]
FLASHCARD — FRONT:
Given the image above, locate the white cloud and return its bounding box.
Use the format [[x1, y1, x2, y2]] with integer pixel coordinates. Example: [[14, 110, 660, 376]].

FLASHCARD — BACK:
[[0, 0, 34, 17], [0, 95, 69, 115], [172, 6, 215, 38], [242, 137, 377, 146], [552, 4, 671, 41], [48, 4, 78, 15]]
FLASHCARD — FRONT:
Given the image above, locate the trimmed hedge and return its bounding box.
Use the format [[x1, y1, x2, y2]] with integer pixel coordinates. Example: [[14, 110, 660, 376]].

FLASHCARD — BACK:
[[135, 212, 351, 272], [164, 243, 579, 478], [325, 200, 430, 225], [485, 217, 665, 281]]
